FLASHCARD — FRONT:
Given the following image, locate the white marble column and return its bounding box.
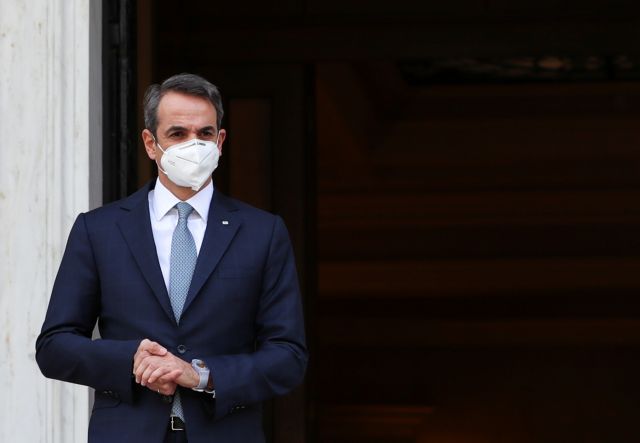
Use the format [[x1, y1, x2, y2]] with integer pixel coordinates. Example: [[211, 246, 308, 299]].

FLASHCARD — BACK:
[[0, 1, 101, 442]]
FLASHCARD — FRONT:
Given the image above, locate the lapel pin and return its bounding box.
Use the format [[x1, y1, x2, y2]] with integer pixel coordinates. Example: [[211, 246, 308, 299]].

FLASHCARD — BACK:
[[222, 220, 229, 225]]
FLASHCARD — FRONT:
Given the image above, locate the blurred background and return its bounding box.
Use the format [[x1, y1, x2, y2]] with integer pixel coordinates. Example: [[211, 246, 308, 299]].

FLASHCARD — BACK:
[[3, 0, 640, 442], [108, 1, 640, 441]]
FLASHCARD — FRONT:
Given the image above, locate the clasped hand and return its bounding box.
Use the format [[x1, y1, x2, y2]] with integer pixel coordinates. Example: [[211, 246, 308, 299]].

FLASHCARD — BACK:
[[133, 339, 198, 395]]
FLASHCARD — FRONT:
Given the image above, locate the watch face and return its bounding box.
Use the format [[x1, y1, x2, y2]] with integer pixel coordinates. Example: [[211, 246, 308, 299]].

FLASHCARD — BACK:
[[196, 360, 206, 368]]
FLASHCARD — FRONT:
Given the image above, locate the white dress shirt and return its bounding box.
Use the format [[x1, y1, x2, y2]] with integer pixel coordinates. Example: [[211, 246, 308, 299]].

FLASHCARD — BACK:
[[148, 178, 213, 289]]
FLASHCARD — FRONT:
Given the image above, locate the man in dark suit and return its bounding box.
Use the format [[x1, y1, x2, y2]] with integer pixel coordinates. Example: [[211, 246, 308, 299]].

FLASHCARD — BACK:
[[36, 73, 308, 443]]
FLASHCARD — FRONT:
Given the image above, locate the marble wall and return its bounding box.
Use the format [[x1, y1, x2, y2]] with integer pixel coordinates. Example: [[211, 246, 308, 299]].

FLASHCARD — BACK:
[[0, 0, 101, 441]]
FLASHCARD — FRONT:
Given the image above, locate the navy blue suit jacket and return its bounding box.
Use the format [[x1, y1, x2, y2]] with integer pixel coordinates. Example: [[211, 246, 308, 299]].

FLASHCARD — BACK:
[[36, 181, 308, 443]]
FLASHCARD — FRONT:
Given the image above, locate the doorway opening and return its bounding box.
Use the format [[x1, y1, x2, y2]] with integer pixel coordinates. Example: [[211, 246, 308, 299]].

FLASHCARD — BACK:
[[105, 2, 640, 442]]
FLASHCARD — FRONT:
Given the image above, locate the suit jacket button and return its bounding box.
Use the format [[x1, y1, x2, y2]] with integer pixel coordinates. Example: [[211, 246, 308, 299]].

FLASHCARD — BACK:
[[177, 345, 187, 354], [162, 395, 173, 404]]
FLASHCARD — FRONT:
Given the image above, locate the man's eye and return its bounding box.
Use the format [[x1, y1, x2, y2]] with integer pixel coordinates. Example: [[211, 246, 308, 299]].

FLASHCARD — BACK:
[[169, 132, 183, 138]]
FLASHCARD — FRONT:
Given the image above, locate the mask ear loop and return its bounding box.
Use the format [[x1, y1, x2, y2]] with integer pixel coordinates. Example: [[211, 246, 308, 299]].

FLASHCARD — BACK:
[[214, 128, 222, 156], [150, 133, 170, 176]]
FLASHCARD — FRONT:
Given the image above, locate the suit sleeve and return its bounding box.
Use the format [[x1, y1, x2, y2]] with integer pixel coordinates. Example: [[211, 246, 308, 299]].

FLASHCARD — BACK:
[[203, 215, 308, 420], [35, 213, 140, 404]]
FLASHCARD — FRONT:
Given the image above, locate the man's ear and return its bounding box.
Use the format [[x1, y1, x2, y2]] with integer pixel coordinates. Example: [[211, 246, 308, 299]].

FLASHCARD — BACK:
[[217, 129, 227, 156], [142, 129, 157, 160]]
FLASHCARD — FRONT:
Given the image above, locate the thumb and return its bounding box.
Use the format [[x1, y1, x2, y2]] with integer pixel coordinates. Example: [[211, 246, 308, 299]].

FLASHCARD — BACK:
[[148, 341, 167, 356]]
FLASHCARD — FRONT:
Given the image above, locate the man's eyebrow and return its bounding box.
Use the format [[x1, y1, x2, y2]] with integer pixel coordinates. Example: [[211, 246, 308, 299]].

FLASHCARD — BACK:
[[164, 125, 188, 134], [163, 125, 217, 134], [197, 125, 216, 132]]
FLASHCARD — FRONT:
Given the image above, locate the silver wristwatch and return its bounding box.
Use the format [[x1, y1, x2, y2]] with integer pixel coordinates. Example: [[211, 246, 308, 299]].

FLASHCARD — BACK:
[[191, 359, 210, 392]]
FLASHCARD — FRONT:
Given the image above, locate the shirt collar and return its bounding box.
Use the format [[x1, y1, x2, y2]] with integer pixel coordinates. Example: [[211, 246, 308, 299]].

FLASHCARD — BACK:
[[152, 178, 214, 222]]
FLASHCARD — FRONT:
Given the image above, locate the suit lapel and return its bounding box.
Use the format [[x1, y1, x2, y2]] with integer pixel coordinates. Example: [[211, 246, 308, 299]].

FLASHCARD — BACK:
[[182, 191, 241, 315], [116, 183, 176, 324]]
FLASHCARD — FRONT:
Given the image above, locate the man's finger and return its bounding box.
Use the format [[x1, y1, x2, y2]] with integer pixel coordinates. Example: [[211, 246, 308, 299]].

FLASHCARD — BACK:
[[133, 350, 150, 374], [137, 339, 167, 356], [140, 363, 159, 387], [148, 366, 174, 384], [157, 369, 183, 384], [146, 379, 176, 396], [134, 356, 155, 384], [133, 340, 169, 375], [145, 341, 167, 356]]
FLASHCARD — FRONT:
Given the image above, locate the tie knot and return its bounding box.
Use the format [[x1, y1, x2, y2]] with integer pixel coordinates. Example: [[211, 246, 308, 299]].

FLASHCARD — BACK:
[[176, 202, 194, 220]]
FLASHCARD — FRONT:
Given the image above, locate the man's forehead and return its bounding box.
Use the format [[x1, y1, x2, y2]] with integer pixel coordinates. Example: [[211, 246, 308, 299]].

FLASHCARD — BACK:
[[157, 92, 217, 118]]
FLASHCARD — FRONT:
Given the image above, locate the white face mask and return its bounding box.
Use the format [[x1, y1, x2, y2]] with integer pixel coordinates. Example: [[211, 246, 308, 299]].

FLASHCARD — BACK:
[[154, 135, 220, 191]]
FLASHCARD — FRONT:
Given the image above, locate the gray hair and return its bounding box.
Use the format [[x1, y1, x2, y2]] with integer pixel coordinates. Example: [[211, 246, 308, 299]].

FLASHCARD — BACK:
[[143, 73, 224, 136]]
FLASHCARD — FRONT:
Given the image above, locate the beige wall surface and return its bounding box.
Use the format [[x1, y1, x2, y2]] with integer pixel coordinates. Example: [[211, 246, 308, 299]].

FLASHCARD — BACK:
[[0, 1, 101, 441]]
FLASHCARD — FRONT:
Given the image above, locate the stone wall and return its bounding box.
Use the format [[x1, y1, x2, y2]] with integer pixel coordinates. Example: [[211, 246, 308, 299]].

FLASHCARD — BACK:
[[0, 1, 101, 441]]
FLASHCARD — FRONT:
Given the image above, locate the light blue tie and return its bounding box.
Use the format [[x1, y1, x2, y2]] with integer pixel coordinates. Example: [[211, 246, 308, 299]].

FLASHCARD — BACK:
[[168, 202, 197, 420]]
